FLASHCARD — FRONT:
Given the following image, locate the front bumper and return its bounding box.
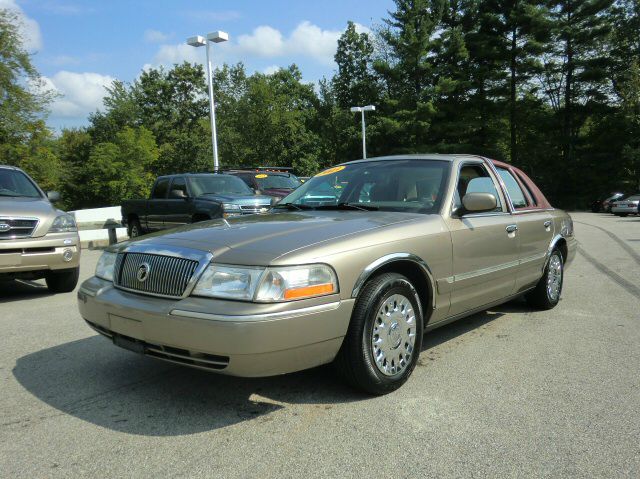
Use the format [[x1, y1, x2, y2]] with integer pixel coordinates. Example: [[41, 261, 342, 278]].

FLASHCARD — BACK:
[[0, 232, 80, 274], [77, 277, 354, 377]]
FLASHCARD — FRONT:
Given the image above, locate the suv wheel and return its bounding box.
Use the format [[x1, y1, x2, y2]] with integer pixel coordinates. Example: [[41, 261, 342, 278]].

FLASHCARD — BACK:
[[335, 273, 423, 395], [526, 249, 563, 310], [45, 267, 79, 293]]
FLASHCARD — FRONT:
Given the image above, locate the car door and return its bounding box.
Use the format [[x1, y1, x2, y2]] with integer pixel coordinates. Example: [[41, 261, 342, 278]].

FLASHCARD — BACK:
[[147, 178, 170, 231], [495, 166, 553, 292], [164, 176, 191, 229], [444, 161, 519, 317]]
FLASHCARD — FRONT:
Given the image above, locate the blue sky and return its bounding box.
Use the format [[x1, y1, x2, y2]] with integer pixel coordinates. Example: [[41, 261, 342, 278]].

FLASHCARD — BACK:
[[4, 0, 393, 130]]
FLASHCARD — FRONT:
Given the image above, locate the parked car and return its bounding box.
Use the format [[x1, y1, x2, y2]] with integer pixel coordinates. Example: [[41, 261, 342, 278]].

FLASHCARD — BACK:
[[226, 168, 302, 199], [121, 173, 273, 237], [79, 154, 576, 395], [611, 194, 640, 217], [0, 165, 80, 292], [601, 192, 626, 213]]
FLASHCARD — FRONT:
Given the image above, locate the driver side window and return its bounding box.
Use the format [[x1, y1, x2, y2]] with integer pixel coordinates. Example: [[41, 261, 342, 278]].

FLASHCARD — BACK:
[[454, 164, 503, 212]]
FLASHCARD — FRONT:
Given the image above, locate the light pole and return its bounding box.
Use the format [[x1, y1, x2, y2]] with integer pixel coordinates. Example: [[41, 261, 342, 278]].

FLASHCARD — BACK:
[[187, 31, 228, 172], [350, 105, 375, 159]]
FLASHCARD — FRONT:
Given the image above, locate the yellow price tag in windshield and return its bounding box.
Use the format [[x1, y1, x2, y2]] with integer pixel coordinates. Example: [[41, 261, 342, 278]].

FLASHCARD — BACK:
[[255, 174, 268, 178], [316, 165, 345, 177]]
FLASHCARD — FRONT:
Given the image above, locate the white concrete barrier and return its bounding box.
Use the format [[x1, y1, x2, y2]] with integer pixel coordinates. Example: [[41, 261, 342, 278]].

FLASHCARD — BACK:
[[69, 206, 128, 249]]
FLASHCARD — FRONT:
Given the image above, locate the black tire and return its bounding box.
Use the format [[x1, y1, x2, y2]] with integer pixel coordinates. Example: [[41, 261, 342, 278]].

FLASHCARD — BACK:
[[526, 249, 563, 310], [620, 213, 628, 217], [128, 217, 142, 237], [45, 267, 79, 293], [334, 273, 423, 395]]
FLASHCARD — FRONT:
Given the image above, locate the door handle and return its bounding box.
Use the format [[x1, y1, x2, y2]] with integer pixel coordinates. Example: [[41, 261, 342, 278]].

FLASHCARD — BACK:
[[506, 224, 518, 233], [543, 220, 551, 228]]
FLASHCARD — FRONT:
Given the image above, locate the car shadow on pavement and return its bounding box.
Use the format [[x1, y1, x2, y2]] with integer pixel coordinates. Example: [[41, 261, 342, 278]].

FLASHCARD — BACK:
[[12, 335, 361, 437], [12, 298, 529, 437], [0, 279, 54, 303]]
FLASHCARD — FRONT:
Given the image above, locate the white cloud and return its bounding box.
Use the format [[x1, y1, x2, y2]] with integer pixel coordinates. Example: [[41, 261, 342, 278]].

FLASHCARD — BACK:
[[144, 29, 171, 43], [237, 26, 284, 57], [263, 65, 281, 75], [46, 55, 81, 66], [42, 71, 115, 117], [0, 0, 42, 51], [151, 21, 346, 70]]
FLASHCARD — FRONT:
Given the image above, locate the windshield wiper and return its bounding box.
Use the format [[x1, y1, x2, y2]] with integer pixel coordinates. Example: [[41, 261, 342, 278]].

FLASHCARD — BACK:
[[273, 202, 314, 210], [316, 202, 379, 211]]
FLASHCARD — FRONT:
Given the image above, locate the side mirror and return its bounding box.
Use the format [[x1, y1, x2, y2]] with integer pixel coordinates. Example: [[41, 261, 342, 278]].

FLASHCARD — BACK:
[[461, 192, 497, 213], [254, 189, 262, 195], [47, 191, 61, 202], [169, 189, 187, 199]]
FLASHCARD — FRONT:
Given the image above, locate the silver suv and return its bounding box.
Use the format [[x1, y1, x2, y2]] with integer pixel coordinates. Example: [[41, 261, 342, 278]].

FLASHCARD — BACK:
[[0, 165, 80, 292]]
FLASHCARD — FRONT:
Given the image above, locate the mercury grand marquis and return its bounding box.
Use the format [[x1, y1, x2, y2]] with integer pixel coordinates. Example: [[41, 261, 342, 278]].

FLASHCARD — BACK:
[[78, 155, 576, 394]]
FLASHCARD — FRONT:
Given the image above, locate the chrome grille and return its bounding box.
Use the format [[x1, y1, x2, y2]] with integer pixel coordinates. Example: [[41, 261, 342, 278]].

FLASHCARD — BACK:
[[239, 204, 270, 214], [114, 252, 199, 298], [0, 218, 38, 240]]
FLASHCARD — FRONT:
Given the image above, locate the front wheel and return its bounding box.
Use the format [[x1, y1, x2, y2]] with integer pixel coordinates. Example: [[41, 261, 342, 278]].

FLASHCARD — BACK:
[[526, 249, 563, 310], [45, 267, 80, 293], [334, 273, 423, 395]]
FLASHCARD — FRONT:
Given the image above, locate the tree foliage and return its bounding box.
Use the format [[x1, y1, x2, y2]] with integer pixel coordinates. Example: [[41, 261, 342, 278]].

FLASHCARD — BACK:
[[2, 3, 640, 209]]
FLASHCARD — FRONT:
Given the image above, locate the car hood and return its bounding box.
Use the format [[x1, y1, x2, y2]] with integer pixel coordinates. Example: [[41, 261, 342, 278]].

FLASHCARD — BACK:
[[0, 196, 57, 217], [115, 211, 426, 265], [198, 193, 272, 204]]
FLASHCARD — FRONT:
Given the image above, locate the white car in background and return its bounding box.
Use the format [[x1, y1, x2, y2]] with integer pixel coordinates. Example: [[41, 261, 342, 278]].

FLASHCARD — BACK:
[[611, 194, 640, 217]]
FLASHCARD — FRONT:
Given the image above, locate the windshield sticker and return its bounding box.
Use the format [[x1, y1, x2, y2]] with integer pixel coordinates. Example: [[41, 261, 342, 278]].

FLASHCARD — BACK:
[[316, 165, 345, 177], [255, 174, 268, 178]]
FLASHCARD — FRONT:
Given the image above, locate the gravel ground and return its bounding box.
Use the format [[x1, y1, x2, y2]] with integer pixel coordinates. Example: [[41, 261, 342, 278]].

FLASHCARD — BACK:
[[1, 212, 639, 478]]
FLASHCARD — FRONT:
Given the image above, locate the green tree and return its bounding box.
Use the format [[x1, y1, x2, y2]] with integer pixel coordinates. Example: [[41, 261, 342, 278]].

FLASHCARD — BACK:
[[0, 9, 54, 148], [82, 127, 158, 206]]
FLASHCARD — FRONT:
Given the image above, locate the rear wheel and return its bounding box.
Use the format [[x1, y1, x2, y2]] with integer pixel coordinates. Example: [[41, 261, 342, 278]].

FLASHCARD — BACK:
[[526, 249, 563, 310], [334, 273, 423, 395], [45, 267, 79, 293], [128, 217, 142, 237]]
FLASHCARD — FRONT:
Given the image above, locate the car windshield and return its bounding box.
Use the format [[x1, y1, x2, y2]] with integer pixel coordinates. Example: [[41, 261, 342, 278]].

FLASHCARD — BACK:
[[0, 169, 42, 198], [279, 159, 450, 214], [255, 174, 301, 190], [189, 175, 253, 196]]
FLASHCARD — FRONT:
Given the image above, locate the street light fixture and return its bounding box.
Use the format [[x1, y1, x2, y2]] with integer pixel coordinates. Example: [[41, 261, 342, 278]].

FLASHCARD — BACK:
[[187, 31, 229, 172], [350, 105, 375, 159]]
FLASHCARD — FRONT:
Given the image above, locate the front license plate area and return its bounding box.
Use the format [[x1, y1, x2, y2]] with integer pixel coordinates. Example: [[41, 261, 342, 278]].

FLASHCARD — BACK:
[[113, 335, 145, 354]]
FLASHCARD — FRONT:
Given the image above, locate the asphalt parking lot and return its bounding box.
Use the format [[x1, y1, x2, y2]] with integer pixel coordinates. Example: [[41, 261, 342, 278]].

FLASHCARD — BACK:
[[1, 212, 639, 478]]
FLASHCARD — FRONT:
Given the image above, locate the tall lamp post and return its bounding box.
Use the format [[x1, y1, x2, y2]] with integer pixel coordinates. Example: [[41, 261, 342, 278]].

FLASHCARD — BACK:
[[187, 31, 228, 172], [350, 105, 375, 159]]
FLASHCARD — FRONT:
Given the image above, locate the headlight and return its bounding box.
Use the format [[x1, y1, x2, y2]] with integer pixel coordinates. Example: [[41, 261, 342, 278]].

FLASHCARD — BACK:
[[192, 264, 264, 300], [49, 214, 77, 233], [222, 203, 242, 218], [95, 251, 117, 281], [255, 265, 338, 301], [191, 263, 338, 302]]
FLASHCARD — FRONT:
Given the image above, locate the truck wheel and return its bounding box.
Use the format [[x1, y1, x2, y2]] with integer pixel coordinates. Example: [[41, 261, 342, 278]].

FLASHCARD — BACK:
[[334, 273, 423, 395], [45, 267, 79, 293], [128, 217, 142, 237]]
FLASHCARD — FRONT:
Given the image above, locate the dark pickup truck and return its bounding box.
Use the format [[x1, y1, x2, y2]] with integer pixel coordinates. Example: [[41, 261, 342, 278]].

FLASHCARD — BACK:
[[122, 173, 273, 237]]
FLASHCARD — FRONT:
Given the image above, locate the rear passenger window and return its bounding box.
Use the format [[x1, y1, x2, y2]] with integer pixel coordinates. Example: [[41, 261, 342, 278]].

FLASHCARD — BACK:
[[152, 178, 170, 199], [497, 168, 528, 208]]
